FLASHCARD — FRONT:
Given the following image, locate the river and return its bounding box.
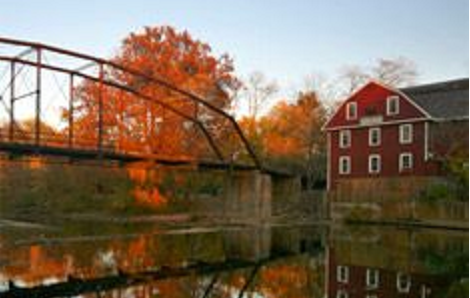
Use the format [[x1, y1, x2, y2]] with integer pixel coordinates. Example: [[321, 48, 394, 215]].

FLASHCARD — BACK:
[[0, 218, 467, 297]]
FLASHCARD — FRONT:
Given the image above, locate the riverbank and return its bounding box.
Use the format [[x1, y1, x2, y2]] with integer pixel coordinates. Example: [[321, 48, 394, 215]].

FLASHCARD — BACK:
[[330, 198, 468, 230], [344, 218, 468, 231]]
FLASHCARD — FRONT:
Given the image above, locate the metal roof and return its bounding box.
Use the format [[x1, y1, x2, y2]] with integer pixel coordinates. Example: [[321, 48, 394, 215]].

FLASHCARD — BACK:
[[400, 78, 469, 119]]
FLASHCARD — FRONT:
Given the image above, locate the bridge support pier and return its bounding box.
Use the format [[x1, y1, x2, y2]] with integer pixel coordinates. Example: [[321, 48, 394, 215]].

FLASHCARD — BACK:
[[223, 225, 271, 260], [272, 175, 301, 201], [223, 170, 272, 224], [223, 171, 301, 224]]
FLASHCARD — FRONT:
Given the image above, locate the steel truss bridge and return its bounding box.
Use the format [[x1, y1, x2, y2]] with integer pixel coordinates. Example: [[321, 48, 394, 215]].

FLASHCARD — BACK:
[[0, 37, 264, 172]]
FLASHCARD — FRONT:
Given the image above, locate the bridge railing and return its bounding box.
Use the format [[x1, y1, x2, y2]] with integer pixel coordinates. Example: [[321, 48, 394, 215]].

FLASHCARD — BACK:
[[0, 37, 261, 168]]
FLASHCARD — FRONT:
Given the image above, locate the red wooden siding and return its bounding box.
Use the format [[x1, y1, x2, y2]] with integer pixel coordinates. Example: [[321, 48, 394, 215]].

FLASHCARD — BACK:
[[325, 82, 427, 130], [325, 82, 439, 190], [329, 123, 436, 187]]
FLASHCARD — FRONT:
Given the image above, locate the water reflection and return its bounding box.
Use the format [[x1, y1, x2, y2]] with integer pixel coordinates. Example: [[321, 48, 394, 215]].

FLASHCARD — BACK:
[[0, 221, 467, 298], [327, 225, 468, 298]]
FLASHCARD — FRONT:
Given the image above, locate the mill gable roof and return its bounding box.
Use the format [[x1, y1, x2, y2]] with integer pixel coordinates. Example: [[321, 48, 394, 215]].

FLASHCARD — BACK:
[[400, 78, 469, 120]]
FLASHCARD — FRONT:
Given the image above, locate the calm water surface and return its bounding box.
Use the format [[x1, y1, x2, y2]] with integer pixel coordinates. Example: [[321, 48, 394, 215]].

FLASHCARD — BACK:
[[0, 218, 467, 297]]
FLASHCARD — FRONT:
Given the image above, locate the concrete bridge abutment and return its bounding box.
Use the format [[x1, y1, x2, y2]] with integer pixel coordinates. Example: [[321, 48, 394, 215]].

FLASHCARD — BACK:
[[223, 170, 272, 223], [223, 170, 301, 224]]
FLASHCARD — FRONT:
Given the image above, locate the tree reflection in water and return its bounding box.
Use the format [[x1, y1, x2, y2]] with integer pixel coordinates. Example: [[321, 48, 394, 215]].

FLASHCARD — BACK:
[[0, 223, 467, 298], [0, 224, 325, 297]]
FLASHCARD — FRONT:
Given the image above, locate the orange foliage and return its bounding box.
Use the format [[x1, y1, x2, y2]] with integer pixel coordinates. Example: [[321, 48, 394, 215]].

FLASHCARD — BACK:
[[126, 162, 169, 207], [1, 245, 69, 285], [1, 118, 62, 148], [28, 157, 45, 169], [71, 25, 240, 159], [127, 166, 148, 184], [133, 187, 168, 207], [258, 264, 311, 298], [241, 91, 327, 163]]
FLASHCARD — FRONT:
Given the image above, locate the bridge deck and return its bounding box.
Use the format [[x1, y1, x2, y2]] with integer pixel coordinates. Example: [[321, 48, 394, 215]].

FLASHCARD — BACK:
[[0, 141, 293, 177]]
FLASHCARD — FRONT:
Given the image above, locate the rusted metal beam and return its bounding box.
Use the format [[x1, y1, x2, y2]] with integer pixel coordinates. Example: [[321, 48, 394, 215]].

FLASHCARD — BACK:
[[68, 73, 74, 148], [0, 256, 281, 298], [0, 37, 262, 168], [9, 61, 14, 141], [237, 264, 261, 298], [196, 121, 225, 161], [10, 90, 37, 102], [202, 274, 219, 298], [97, 63, 104, 155], [35, 47, 42, 146], [14, 46, 34, 59], [0, 55, 223, 161]]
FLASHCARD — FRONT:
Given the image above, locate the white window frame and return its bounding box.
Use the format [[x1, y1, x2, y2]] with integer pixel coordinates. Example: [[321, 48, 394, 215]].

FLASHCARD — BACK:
[[399, 124, 413, 144], [366, 268, 380, 289], [336, 265, 349, 283], [339, 156, 351, 175], [397, 272, 411, 293], [346, 102, 357, 120], [399, 153, 413, 172], [336, 290, 349, 298], [339, 130, 351, 148], [386, 95, 400, 115], [420, 285, 432, 298], [368, 155, 381, 174], [368, 127, 381, 147]]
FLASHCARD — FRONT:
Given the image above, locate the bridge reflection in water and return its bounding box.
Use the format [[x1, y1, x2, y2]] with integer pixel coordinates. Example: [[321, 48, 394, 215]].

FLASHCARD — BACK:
[[0, 224, 325, 298], [0, 222, 467, 298]]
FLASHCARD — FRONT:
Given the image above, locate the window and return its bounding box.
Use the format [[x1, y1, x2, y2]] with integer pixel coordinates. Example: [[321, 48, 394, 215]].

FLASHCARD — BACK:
[[387, 95, 400, 115], [368, 155, 381, 174], [396, 273, 411, 293], [399, 153, 413, 171], [366, 268, 380, 289], [337, 265, 349, 283], [368, 128, 381, 147], [346, 102, 357, 120], [420, 285, 432, 298], [399, 124, 413, 144], [339, 157, 351, 175], [336, 290, 349, 298], [339, 130, 351, 148]]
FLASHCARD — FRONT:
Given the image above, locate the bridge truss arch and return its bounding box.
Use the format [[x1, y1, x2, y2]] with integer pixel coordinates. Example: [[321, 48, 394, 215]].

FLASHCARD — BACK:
[[0, 37, 261, 169]]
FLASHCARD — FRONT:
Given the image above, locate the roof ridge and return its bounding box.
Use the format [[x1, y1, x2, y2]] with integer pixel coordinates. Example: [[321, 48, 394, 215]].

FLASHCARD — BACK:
[[400, 78, 469, 95]]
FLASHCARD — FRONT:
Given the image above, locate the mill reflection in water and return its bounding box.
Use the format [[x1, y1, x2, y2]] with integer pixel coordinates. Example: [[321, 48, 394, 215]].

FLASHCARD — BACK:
[[0, 221, 467, 298]]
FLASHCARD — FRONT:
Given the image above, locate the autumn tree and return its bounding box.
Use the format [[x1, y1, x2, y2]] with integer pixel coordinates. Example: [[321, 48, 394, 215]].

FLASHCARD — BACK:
[[259, 91, 327, 188], [0, 118, 58, 145], [71, 25, 240, 158], [236, 71, 278, 158]]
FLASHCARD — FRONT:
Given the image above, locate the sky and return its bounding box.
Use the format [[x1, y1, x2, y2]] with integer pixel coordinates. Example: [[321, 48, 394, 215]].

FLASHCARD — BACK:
[[0, 0, 468, 98]]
